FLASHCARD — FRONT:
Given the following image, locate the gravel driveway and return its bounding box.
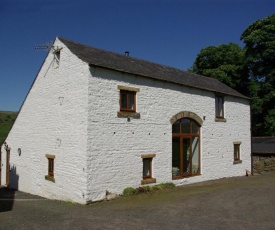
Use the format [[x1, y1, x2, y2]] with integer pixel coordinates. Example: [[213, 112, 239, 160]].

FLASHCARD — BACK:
[[1, 172, 275, 230]]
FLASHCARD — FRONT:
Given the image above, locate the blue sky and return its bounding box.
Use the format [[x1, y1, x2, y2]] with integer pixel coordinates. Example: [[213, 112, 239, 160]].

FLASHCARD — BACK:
[[0, 0, 274, 111]]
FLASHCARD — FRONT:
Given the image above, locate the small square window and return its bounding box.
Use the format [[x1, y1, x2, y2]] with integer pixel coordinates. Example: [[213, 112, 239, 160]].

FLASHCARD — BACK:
[[45, 154, 55, 182], [215, 95, 224, 118], [117, 86, 141, 118], [120, 90, 136, 112]]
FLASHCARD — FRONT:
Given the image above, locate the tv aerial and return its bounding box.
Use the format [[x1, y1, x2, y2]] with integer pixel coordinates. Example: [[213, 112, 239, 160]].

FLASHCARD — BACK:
[[35, 40, 63, 73], [35, 40, 62, 53], [35, 40, 53, 51]]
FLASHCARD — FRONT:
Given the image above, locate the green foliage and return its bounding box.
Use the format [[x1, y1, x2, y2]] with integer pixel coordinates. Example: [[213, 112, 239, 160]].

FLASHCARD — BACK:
[[136, 186, 153, 193], [241, 14, 275, 136], [123, 187, 138, 196], [241, 14, 275, 82], [154, 182, 176, 190], [0, 111, 18, 145], [191, 14, 275, 136], [192, 43, 248, 95], [123, 183, 175, 196]]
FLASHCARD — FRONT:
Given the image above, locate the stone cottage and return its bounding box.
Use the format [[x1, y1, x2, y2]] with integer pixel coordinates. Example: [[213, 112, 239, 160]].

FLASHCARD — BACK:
[[0, 37, 251, 204]]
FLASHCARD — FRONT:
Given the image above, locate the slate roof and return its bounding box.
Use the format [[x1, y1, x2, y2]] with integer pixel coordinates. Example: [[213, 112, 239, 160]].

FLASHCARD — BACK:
[[252, 137, 275, 154], [58, 37, 249, 99]]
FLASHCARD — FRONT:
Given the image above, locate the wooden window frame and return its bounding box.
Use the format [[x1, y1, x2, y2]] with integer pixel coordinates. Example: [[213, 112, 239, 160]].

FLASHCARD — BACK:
[[117, 85, 140, 118], [45, 154, 55, 182], [120, 90, 136, 112], [141, 154, 156, 184], [215, 95, 224, 119], [143, 158, 152, 179], [233, 142, 242, 164], [172, 119, 201, 179]]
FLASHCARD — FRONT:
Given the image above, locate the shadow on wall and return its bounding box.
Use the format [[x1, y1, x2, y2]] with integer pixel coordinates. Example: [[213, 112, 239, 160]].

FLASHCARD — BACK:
[[0, 165, 19, 212]]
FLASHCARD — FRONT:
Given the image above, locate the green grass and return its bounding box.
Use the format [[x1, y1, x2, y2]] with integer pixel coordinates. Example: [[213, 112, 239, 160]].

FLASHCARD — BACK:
[[0, 111, 18, 145]]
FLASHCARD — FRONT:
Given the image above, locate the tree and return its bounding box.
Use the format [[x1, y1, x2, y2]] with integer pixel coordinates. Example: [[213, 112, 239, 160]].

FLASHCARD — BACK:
[[191, 43, 248, 95], [241, 14, 275, 136]]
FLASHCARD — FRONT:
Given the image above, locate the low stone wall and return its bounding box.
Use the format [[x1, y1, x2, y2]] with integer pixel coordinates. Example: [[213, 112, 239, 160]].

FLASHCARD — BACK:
[[253, 155, 275, 174]]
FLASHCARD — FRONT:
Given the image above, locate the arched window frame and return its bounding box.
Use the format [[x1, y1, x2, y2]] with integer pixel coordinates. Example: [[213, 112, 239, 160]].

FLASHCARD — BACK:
[[172, 117, 201, 179]]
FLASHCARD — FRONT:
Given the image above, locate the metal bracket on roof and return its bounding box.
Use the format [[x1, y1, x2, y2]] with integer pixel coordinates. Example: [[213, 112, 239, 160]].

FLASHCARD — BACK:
[[52, 46, 63, 54]]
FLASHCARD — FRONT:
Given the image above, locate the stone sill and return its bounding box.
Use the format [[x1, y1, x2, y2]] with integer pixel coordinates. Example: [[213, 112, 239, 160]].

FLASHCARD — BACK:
[[215, 117, 227, 122], [141, 178, 156, 185], [233, 160, 242, 164], [45, 175, 55, 183], [117, 111, 140, 118]]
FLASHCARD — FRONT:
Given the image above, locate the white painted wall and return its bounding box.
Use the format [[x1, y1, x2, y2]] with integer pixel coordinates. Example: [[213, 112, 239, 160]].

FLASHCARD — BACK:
[[1, 38, 89, 204], [1, 38, 251, 204], [86, 67, 251, 202]]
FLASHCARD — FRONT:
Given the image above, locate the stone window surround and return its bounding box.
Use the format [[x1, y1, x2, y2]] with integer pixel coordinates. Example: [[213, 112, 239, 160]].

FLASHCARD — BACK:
[[117, 85, 140, 118], [141, 153, 156, 185], [233, 141, 242, 164]]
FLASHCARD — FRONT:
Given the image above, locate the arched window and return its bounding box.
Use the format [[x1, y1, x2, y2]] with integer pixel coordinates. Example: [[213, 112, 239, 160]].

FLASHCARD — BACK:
[[172, 118, 200, 179]]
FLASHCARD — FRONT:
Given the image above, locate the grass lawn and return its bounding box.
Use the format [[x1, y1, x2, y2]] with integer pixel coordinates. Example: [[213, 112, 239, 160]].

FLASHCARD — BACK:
[[0, 111, 18, 145]]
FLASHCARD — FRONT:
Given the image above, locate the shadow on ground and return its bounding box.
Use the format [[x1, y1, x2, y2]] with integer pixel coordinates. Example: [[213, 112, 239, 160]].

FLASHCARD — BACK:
[[0, 165, 19, 212], [0, 186, 16, 212]]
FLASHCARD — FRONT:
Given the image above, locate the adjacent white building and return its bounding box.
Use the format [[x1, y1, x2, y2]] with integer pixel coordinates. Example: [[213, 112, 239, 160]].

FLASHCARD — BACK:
[[0, 37, 251, 204]]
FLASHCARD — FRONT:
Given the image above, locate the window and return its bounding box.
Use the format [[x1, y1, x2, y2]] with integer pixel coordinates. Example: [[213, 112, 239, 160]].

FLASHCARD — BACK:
[[141, 154, 156, 184], [45, 154, 55, 182], [143, 158, 152, 179], [117, 85, 140, 118], [215, 95, 224, 118], [233, 142, 242, 164], [120, 90, 136, 112], [172, 118, 200, 179]]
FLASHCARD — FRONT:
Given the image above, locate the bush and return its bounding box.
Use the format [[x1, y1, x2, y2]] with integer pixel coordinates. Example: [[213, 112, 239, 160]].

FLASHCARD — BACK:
[[123, 183, 175, 196], [123, 187, 138, 196], [154, 182, 176, 190], [136, 186, 153, 193]]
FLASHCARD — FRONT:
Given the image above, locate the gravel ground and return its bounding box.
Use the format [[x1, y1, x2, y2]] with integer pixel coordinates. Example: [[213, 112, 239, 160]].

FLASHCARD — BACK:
[[1, 172, 275, 230]]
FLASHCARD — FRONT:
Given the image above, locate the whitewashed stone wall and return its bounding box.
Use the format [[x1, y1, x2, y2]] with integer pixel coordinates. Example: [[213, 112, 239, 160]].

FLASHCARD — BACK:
[[1, 38, 89, 204], [86, 67, 251, 202], [1, 38, 251, 204]]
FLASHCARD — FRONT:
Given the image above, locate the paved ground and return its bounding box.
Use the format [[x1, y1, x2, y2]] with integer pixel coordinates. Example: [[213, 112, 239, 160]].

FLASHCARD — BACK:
[[1, 172, 275, 230]]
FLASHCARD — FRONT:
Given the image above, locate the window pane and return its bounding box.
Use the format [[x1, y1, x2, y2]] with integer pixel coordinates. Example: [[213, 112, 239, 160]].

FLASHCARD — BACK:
[[128, 93, 134, 110], [48, 159, 54, 177], [234, 144, 240, 160], [183, 138, 190, 174], [192, 137, 199, 174], [172, 138, 180, 177], [172, 120, 181, 133], [215, 97, 219, 117], [143, 158, 151, 177], [181, 119, 190, 133], [218, 97, 223, 117], [121, 93, 127, 109], [215, 96, 224, 117], [192, 121, 199, 134]]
